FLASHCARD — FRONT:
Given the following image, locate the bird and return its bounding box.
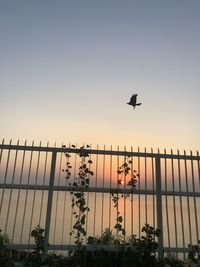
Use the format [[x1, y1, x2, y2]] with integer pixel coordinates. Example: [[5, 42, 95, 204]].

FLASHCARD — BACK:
[[127, 94, 142, 109]]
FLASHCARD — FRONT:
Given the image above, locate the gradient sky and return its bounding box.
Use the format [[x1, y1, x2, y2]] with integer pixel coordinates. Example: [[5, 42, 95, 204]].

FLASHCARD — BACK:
[[0, 0, 200, 152]]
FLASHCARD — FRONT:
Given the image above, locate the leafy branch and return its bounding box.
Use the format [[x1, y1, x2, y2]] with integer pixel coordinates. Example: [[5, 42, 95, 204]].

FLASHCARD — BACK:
[[62, 145, 93, 245], [112, 156, 140, 236]]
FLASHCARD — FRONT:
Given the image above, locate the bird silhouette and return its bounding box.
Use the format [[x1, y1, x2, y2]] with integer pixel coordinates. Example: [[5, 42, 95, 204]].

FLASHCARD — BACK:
[[127, 94, 142, 109]]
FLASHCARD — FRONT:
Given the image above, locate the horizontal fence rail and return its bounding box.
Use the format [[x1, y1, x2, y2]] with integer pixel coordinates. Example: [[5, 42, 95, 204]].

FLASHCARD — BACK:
[[0, 140, 200, 259]]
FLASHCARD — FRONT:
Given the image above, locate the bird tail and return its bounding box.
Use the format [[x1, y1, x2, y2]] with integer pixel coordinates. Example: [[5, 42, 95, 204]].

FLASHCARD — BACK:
[[136, 103, 142, 106]]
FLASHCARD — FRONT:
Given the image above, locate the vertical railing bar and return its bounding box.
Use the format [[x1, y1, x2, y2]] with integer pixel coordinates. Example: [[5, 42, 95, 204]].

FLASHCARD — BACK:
[[177, 150, 185, 259], [43, 149, 57, 257], [11, 140, 27, 250], [93, 145, 98, 237], [155, 150, 163, 258], [138, 147, 141, 238], [190, 151, 199, 245], [61, 189, 67, 245], [151, 148, 155, 232], [144, 147, 147, 224], [131, 146, 133, 236], [61, 179, 67, 246], [53, 143, 63, 244], [61, 142, 73, 245], [20, 141, 34, 244], [69, 142, 77, 244], [0, 139, 12, 218], [39, 141, 49, 226], [101, 145, 106, 235], [164, 149, 170, 249], [0, 138, 5, 239], [85, 143, 91, 244], [184, 150, 192, 245], [116, 145, 119, 237], [124, 145, 126, 240], [171, 149, 178, 258], [197, 151, 200, 189], [0, 139, 5, 166], [28, 141, 42, 244], [5, 140, 19, 235], [197, 151, 200, 252], [151, 148, 156, 257], [109, 146, 112, 230], [0, 139, 4, 205]]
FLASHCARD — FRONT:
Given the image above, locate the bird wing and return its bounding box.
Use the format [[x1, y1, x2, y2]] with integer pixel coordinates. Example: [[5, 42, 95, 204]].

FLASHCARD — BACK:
[[130, 94, 137, 105]]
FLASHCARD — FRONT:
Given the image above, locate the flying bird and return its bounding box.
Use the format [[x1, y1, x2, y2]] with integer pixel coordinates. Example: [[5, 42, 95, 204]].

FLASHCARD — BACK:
[[127, 94, 142, 109]]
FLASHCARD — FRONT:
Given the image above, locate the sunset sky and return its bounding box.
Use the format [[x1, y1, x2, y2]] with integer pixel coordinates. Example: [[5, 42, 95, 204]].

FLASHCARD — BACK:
[[0, 0, 200, 152]]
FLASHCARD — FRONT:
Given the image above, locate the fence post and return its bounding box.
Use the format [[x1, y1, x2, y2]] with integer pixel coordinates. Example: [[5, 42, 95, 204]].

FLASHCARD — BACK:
[[44, 151, 57, 258], [155, 156, 164, 258]]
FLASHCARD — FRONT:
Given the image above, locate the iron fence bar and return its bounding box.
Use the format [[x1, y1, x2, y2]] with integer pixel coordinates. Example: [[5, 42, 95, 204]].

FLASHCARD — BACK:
[[61, 185, 67, 245], [124, 146, 127, 240], [60, 142, 66, 245], [5, 140, 19, 236], [171, 149, 178, 258], [0, 139, 5, 168], [85, 143, 92, 244], [116, 146, 119, 237], [151, 148, 156, 255], [39, 141, 49, 226], [19, 141, 34, 244], [28, 141, 41, 244], [61, 142, 72, 245], [93, 145, 98, 238], [151, 148, 155, 232], [144, 148, 147, 224], [0, 144, 199, 160], [1, 183, 200, 197], [0, 139, 12, 218], [138, 147, 141, 238], [69, 142, 78, 244], [101, 145, 106, 235], [190, 151, 199, 245], [131, 146, 133, 236], [0, 139, 4, 212], [155, 154, 163, 258], [164, 149, 170, 249], [44, 150, 57, 257], [108, 146, 112, 230], [177, 150, 186, 259], [197, 151, 200, 189], [11, 140, 27, 250], [53, 143, 63, 244], [184, 150, 192, 245]]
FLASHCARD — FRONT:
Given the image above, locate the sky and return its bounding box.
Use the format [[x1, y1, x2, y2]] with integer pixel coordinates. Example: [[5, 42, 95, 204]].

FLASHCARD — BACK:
[[0, 0, 200, 152]]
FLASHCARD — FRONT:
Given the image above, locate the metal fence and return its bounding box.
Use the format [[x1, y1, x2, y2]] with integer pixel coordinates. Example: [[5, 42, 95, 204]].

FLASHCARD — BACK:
[[0, 140, 200, 258]]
